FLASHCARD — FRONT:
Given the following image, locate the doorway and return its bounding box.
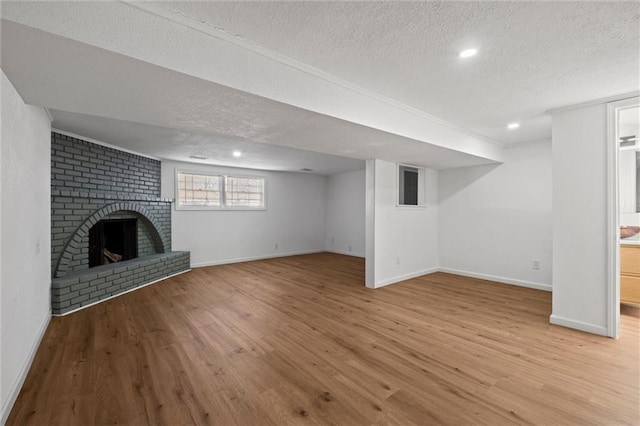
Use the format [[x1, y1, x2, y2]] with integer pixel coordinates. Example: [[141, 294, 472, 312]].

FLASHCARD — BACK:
[[606, 97, 640, 338]]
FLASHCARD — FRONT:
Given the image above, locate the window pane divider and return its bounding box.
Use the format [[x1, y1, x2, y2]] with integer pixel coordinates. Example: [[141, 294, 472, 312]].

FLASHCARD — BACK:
[[175, 169, 266, 211]]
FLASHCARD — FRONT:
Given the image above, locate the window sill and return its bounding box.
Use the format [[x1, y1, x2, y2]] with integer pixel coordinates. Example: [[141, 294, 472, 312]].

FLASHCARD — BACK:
[[175, 206, 267, 211], [396, 204, 428, 210]]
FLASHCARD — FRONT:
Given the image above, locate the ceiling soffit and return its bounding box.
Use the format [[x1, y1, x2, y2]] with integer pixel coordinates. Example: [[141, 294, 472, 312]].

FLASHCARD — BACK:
[[1, 2, 504, 167]]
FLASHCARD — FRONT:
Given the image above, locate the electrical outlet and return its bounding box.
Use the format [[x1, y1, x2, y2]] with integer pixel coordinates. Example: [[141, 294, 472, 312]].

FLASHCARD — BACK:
[[331, 237, 335, 245], [348, 245, 352, 252], [396, 257, 401, 265], [532, 260, 541, 270], [275, 243, 279, 250]]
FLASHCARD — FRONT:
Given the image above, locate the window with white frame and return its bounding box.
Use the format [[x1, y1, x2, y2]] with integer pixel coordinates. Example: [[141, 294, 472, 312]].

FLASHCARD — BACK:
[[225, 175, 265, 208], [398, 164, 427, 207], [176, 170, 265, 210]]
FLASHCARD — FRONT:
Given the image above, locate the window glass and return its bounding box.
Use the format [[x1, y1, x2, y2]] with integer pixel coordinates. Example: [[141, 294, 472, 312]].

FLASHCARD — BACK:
[[176, 171, 265, 210], [177, 172, 222, 207], [225, 176, 265, 208]]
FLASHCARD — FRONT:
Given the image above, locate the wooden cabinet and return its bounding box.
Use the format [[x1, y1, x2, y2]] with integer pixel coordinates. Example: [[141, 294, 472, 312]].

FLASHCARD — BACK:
[[621, 244, 640, 306]]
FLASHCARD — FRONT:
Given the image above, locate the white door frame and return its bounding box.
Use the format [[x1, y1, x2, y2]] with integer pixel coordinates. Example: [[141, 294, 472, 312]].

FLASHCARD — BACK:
[[606, 96, 639, 338]]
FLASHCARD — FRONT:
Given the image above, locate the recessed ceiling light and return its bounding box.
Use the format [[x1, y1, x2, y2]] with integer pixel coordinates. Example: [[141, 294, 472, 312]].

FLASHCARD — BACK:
[[459, 48, 478, 58], [507, 123, 520, 129], [232, 150, 242, 158], [189, 155, 208, 160]]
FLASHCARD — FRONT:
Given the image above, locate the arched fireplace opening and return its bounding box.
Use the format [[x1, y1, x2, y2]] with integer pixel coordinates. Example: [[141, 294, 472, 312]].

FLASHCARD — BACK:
[[54, 203, 169, 278]]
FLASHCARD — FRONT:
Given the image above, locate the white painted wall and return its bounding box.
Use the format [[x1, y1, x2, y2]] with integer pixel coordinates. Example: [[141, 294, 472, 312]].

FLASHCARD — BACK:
[[325, 169, 365, 257], [438, 141, 553, 290], [368, 159, 439, 287], [161, 161, 327, 267], [1, 71, 52, 423], [365, 160, 376, 287], [551, 103, 609, 335]]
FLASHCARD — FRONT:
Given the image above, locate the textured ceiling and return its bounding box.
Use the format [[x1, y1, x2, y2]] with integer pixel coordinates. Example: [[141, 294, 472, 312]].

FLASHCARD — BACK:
[[50, 110, 366, 175], [2, 1, 638, 173], [159, 1, 640, 144], [1, 18, 499, 171]]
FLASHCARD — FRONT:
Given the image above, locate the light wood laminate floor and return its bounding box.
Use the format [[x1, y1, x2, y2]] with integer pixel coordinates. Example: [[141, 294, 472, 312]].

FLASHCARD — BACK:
[[7, 253, 640, 425]]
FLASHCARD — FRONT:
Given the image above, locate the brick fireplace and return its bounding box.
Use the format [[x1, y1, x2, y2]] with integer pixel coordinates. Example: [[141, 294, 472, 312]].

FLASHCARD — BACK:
[[50, 132, 190, 314]]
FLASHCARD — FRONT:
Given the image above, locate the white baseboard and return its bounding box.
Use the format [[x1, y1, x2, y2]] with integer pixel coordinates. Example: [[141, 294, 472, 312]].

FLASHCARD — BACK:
[[1, 309, 51, 425], [438, 267, 552, 292], [375, 267, 439, 288], [190, 250, 325, 268], [325, 249, 365, 258], [53, 269, 191, 317], [549, 314, 609, 336]]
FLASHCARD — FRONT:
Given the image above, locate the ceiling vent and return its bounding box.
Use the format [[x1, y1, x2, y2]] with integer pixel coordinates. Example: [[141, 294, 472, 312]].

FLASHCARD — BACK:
[[189, 155, 208, 160], [300, 168, 314, 172]]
